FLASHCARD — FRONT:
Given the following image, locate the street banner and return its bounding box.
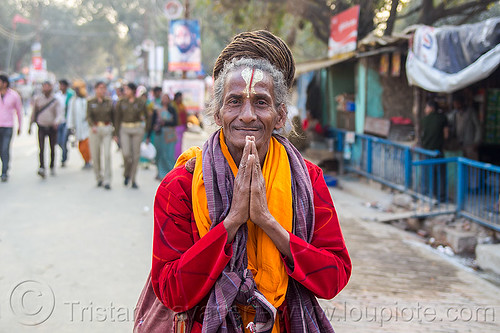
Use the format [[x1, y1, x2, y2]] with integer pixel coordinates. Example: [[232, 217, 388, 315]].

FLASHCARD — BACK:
[[168, 19, 201, 72], [148, 46, 165, 86], [32, 56, 43, 70], [406, 17, 500, 93], [31, 42, 43, 70], [328, 5, 360, 58], [162, 79, 205, 113]]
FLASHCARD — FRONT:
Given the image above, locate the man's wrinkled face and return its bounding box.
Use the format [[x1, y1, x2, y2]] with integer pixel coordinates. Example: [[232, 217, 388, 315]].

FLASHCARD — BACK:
[[215, 67, 286, 158]]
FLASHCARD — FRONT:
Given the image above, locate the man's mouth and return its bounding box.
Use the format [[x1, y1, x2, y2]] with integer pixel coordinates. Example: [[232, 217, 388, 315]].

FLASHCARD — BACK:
[[235, 127, 260, 132]]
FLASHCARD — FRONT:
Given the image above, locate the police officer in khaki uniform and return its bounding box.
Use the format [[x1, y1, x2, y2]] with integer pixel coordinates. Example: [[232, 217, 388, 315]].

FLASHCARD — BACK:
[[87, 81, 114, 190], [114, 83, 148, 189]]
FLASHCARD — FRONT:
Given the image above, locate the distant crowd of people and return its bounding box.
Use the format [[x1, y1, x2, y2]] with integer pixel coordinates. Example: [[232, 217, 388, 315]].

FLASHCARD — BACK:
[[418, 94, 483, 202], [420, 94, 482, 159], [0, 73, 189, 188]]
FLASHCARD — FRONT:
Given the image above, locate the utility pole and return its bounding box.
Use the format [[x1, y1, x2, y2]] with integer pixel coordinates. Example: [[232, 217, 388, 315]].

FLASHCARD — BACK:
[[185, 0, 190, 19], [182, 0, 190, 79], [5, 27, 16, 73]]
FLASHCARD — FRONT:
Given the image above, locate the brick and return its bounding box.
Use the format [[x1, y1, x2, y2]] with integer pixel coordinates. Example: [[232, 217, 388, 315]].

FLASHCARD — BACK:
[[476, 244, 500, 276], [431, 224, 448, 244], [405, 217, 422, 232], [445, 227, 478, 254], [392, 193, 413, 209]]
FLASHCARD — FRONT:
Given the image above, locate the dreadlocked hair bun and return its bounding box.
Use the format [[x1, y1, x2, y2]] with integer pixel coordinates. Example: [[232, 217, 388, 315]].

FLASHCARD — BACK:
[[213, 30, 295, 90]]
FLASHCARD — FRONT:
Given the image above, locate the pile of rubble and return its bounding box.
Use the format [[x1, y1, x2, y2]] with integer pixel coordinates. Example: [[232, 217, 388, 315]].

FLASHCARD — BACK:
[[381, 193, 500, 277]]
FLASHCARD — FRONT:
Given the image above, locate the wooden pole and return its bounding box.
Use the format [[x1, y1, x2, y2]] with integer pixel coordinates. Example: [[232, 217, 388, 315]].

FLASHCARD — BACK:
[[182, 0, 190, 79], [412, 86, 421, 144]]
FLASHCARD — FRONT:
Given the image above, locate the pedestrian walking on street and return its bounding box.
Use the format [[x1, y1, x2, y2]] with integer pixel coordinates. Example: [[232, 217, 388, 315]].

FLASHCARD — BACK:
[[0, 74, 23, 182], [67, 80, 91, 169], [148, 86, 163, 152], [87, 81, 114, 190], [147, 93, 177, 180], [137, 85, 156, 169], [172, 91, 187, 159], [54, 79, 74, 167], [135, 30, 351, 333], [29, 81, 63, 178], [114, 83, 148, 189], [146, 86, 163, 168]]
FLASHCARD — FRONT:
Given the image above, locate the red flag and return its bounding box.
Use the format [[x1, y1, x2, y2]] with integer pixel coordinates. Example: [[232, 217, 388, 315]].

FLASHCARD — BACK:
[[12, 14, 31, 29]]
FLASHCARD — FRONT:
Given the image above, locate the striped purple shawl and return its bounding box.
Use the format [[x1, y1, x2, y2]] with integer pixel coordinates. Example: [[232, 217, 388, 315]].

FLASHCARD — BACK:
[[197, 130, 334, 333]]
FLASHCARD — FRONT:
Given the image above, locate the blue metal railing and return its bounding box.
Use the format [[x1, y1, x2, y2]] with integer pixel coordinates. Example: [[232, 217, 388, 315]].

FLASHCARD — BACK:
[[332, 129, 500, 231], [333, 129, 439, 191], [411, 157, 458, 217], [413, 158, 500, 231]]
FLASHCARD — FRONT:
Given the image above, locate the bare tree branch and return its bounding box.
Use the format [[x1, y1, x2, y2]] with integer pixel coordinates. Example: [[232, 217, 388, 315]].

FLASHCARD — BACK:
[[385, 0, 400, 36], [439, 0, 494, 20], [396, 4, 422, 20]]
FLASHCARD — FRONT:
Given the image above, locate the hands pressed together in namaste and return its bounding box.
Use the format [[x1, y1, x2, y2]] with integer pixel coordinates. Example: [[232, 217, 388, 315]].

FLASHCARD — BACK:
[[223, 136, 293, 261]]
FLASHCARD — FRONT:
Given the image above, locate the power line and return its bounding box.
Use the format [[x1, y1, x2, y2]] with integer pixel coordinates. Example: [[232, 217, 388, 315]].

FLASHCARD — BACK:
[[40, 28, 116, 37], [0, 23, 36, 41], [0, 21, 117, 41]]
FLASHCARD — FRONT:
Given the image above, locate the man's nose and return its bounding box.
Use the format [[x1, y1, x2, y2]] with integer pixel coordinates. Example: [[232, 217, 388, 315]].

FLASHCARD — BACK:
[[239, 100, 257, 123]]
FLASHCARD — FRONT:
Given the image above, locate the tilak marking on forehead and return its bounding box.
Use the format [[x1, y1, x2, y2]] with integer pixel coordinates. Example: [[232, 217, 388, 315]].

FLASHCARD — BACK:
[[241, 67, 264, 98]]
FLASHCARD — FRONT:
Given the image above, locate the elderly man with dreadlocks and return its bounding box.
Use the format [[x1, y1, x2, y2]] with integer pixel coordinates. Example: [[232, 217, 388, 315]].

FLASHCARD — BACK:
[[149, 30, 351, 333]]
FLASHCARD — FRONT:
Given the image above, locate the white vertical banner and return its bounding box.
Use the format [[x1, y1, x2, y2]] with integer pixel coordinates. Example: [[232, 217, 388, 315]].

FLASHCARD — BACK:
[[156, 46, 164, 72], [148, 45, 165, 86]]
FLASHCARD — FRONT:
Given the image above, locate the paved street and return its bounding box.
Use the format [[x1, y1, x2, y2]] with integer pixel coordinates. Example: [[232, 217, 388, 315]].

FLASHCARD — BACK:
[[328, 185, 499, 332], [1, 129, 499, 332]]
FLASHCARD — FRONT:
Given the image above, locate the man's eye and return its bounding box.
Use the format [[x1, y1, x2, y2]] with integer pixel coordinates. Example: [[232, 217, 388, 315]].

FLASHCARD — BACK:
[[256, 100, 268, 106]]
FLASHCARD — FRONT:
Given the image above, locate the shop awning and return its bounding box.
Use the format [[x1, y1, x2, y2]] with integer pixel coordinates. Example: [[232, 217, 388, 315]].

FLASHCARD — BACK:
[[295, 52, 355, 77]]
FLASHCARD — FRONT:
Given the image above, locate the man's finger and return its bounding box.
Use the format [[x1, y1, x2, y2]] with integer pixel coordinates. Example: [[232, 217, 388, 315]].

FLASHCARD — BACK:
[[250, 140, 261, 170], [245, 154, 255, 184], [252, 155, 264, 187], [238, 136, 253, 171]]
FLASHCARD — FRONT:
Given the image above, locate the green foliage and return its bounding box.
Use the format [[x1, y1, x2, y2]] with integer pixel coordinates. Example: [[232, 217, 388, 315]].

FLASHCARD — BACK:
[[1, 0, 496, 81]]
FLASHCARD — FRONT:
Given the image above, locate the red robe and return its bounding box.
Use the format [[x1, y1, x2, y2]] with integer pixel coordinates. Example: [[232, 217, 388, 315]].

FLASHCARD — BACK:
[[151, 159, 351, 331]]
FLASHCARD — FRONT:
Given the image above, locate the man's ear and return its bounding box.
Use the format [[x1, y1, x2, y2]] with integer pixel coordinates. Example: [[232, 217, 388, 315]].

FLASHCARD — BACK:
[[274, 104, 287, 130], [214, 110, 223, 126]]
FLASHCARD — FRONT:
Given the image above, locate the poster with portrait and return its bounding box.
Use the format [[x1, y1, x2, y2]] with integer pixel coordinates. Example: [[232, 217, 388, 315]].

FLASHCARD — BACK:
[[162, 79, 205, 113], [168, 19, 201, 72]]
